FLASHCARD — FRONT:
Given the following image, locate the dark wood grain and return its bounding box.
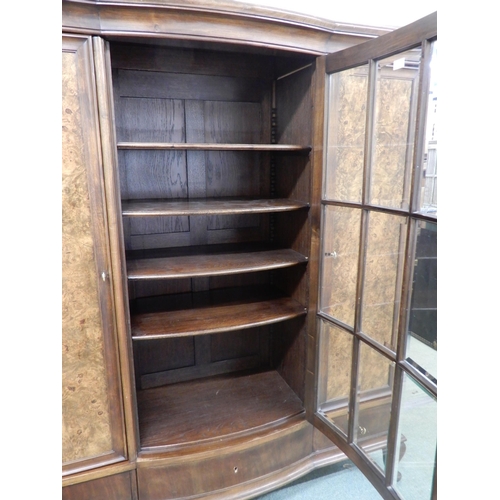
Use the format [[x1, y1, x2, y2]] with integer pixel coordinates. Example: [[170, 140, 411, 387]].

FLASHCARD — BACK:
[[63, 0, 386, 57], [326, 12, 436, 74], [305, 55, 327, 417], [110, 42, 276, 79], [140, 351, 265, 389], [135, 336, 195, 375], [113, 75, 190, 247], [268, 61, 315, 405], [126, 245, 308, 280], [122, 198, 309, 216], [63, 471, 136, 500], [135, 419, 316, 499], [109, 41, 316, 82], [93, 36, 142, 463], [137, 369, 304, 448], [115, 69, 267, 102], [274, 64, 314, 273], [117, 142, 311, 151], [131, 287, 307, 339]]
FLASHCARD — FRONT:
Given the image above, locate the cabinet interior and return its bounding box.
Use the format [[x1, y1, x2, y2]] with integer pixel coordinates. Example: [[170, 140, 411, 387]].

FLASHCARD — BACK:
[[109, 40, 317, 453]]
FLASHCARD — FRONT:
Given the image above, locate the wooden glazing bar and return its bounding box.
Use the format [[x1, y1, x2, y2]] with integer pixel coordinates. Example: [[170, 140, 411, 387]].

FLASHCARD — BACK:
[[347, 207, 369, 445], [409, 39, 434, 214], [127, 246, 308, 280], [384, 365, 404, 488], [363, 59, 377, 206], [400, 359, 437, 398], [321, 199, 436, 224], [131, 288, 307, 339], [116, 142, 311, 151], [325, 12, 436, 74], [122, 198, 309, 217]]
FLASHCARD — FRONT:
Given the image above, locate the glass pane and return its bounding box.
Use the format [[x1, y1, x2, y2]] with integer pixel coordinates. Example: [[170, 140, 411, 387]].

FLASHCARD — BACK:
[[318, 319, 353, 437], [369, 48, 421, 210], [361, 211, 407, 351], [320, 206, 362, 327], [356, 342, 395, 474], [406, 221, 437, 380], [393, 374, 437, 500], [417, 41, 438, 215], [324, 65, 369, 202]]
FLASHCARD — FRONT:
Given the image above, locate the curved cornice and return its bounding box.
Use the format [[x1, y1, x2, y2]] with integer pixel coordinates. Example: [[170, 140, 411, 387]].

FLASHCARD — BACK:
[[62, 0, 393, 55]]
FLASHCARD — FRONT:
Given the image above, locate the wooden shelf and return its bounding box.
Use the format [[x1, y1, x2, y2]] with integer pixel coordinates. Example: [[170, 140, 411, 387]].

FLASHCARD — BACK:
[[137, 369, 305, 450], [122, 198, 309, 217], [117, 142, 311, 152], [126, 244, 308, 280], [130, 286, 307, 339]]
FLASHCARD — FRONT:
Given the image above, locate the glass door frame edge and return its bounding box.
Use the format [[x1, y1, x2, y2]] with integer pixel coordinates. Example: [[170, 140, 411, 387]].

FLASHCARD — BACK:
[[313, 412, 404, 500]]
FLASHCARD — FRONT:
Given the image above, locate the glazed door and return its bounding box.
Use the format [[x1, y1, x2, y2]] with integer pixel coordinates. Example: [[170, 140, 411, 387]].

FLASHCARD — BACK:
[[314, 13, 437, 500]]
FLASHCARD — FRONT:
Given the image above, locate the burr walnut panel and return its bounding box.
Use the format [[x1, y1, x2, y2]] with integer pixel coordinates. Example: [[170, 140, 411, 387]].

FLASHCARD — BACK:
[[320, 206, 362, 327], [324, 65, 368, 203], [361, 211, 407, 351], [370, 73, 416, 209], [321, 320, 353, 406], [62, 42, 113, 464]]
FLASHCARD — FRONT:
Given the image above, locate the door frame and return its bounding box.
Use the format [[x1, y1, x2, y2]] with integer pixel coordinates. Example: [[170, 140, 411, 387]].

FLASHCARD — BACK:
[[312, 12, 437, 500]]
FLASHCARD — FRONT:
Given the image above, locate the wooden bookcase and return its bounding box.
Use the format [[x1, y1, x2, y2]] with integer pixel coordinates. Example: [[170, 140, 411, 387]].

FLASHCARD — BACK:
[[110, 39, 321, 454], [62, 3, 436, 499], [60, 6, 382, 497]]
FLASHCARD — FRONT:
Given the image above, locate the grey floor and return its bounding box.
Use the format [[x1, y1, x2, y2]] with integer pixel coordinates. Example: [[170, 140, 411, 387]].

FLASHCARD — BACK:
[[256, 338, 437, 500], [255, 460, 384, 500]]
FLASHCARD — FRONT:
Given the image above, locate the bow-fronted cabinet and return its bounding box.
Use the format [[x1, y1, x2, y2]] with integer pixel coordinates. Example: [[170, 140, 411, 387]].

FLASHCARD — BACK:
[[62, 3, 437, 499]]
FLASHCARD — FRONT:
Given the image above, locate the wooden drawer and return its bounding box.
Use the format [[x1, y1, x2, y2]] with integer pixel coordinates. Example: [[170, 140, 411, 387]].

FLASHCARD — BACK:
[[137, 420, 314, 500]]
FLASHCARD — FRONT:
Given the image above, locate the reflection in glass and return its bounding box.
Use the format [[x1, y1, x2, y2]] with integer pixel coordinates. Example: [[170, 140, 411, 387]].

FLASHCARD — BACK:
[[406, 220, 437, 380], [394, 374, 436, 500], [418, 41, 438, 215], [318, 319, 353, 437], [324, 65, 368, 202], [320, 206, 361, 327], [361, 211, 407, 350], [370, 48, 421, 210], [356, 342, 395, 473]]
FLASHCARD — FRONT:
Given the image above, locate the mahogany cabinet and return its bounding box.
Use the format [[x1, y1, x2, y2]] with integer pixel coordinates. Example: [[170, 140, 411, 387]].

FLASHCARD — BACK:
[[62, 2, 437, 499]]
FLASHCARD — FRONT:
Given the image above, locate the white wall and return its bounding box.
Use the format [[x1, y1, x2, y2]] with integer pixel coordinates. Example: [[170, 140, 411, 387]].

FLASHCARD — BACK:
[[235, 0, 437, 28]]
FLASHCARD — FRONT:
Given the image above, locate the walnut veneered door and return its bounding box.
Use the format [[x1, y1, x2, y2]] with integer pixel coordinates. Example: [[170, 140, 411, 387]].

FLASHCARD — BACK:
[[62, 34, 127, 475]]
